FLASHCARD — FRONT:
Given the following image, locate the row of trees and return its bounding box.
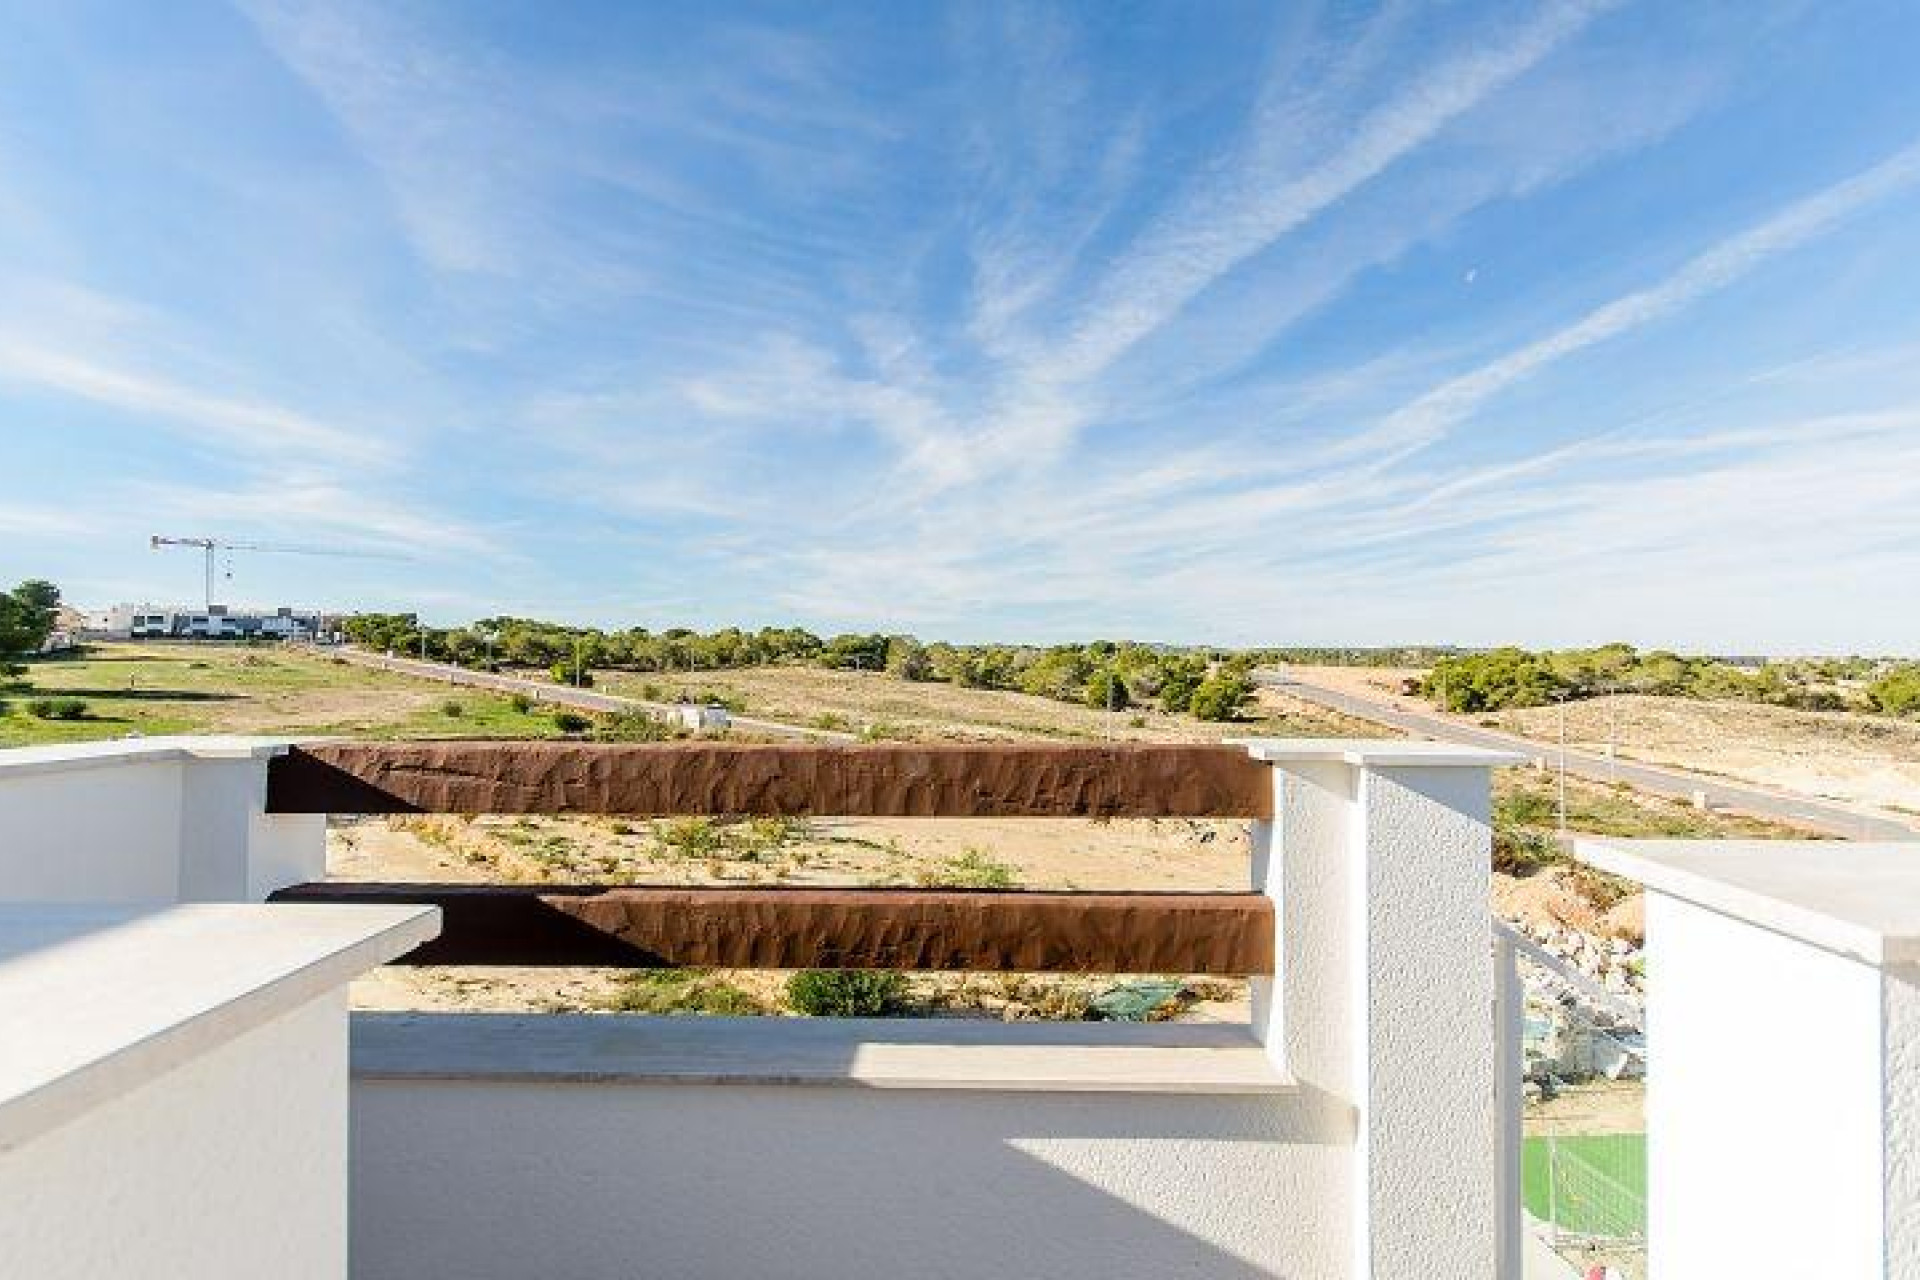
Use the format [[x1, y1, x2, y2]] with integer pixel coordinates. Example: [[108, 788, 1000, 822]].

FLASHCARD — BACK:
[[339, 615, 1257, 721], [1423, 644, 1920, 716]]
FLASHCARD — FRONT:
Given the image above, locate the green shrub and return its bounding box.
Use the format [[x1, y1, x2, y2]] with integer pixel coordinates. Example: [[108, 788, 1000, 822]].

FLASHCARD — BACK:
[[550, 660, 592, 688], [551, 709, 592, 733], [917, 848, 1017, 889], [786, 969, 908, 1017], [607, 969, 764, 1016], [26, 697, 87, 721], [654, 816, 725, 860], [508, 692, 533, 713], [1868, 665, 1920, 717], [1083, 669, 1131, 711], [440, 699, 465, 717], [1188, 672, 1253, 721], [592, 709, 674, 741]]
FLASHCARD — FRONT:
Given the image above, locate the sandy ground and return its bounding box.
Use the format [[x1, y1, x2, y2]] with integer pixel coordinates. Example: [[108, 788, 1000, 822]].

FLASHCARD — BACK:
[[333, 814, 1253, 1017], [1283, 664, 1920, 818], [1525, 1079, 1644, 1137], [1498, 694, 1920, 816], [1278, 664, 1432, 708]]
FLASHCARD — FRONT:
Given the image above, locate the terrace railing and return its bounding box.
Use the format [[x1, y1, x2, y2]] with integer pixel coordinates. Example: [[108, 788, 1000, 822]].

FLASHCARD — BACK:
[[0, 734, 1516, 1280], [264, 741, 1277, 979]]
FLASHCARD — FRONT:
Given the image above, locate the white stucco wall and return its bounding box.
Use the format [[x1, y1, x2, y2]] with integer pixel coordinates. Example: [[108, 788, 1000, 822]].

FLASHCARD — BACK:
[[0, 739, 323, 902], [353, 1077, 1349, 1280], [0, 753, 186, 899], [1647, 892, 1884, 1279], [0, 994, 348, 1280]]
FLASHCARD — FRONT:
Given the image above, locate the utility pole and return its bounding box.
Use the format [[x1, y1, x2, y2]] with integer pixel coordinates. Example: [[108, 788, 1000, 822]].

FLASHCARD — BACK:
[[1556, 694, 1569, 836], [573, 636, 584, 688]]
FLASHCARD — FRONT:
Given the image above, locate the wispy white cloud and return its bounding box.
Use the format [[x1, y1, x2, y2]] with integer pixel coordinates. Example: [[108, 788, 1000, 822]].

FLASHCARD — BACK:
[[0, 338, 393, 465], [1038, 0, 1620, 386], [1366, 137, 1920, 454]]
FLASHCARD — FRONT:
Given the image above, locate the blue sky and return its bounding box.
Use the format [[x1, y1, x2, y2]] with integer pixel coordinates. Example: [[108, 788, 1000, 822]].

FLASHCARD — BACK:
[[3, 1, 1919, 651]]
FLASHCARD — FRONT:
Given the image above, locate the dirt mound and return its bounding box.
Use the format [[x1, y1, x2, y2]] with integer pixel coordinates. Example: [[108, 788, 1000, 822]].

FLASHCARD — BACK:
[[1494, 865, 1640, 941]]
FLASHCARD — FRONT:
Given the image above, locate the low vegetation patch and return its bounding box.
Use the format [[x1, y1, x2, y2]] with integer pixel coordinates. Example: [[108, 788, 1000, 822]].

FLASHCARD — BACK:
[[786, 969, 908, 1017], [606, 969, 766, 1016], [916, 848, 1018, 889]]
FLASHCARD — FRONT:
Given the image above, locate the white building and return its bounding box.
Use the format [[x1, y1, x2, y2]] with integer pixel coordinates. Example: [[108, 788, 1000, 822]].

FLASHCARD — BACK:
[[87, 603, 332, 642], [668, 702, 732, 731]]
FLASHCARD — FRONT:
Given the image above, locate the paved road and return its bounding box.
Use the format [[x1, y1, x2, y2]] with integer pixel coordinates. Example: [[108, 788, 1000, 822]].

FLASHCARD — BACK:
[[1261, 671, 1919, 841], [329, 647, 855, 742]]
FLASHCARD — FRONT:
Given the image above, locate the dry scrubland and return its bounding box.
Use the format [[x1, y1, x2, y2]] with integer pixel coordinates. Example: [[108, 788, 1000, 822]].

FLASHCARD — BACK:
[[1495, 694, 1920, 816], [1283, 663, 1920, 819], [334, 812, 1252, 1020], [6, 642, 1824, 1020], [600, 664, 1379, 742]]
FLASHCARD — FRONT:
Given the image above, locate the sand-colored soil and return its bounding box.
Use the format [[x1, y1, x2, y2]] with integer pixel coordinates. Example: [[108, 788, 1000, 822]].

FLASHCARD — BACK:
[[1497, 695, 1920, 816], [332, 813, 1252, 1016]]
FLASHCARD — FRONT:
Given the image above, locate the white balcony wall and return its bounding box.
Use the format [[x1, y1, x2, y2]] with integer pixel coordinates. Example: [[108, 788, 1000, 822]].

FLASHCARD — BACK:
[[355, 1073, 1348, 1280], [349, 740, 1511, 1280], [1579, 838, 1920, 1279], [0, 995, 349, 1279], [0, 738, 324, 902]]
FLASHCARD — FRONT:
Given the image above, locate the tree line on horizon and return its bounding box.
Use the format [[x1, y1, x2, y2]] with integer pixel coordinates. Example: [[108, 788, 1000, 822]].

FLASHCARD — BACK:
[[1421, 643, 1920, 717], [338, 613, 1259, 721]]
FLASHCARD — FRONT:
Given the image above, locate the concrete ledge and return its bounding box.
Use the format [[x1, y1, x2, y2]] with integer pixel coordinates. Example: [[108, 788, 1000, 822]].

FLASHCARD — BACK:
[[0, 903, 440, 1149], [1234, 737, 1526, 768], [0, 736, 293, 779], [353, 1012, 1299, 1095], [1576, 837, 1920, 965]]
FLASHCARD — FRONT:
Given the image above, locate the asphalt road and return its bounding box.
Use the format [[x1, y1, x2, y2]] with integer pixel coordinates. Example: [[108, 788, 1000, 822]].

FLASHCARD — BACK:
[[1260, 671, 1919, 842], [329, 647, 855, 741]]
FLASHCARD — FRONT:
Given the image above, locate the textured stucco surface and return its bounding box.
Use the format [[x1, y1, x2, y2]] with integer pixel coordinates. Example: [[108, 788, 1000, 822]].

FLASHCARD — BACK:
[[0, 994, 347, 1280], [353, 1076, 1349, 1280]]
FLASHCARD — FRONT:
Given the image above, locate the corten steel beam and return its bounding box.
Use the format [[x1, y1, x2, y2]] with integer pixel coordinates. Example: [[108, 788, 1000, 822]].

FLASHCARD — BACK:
[[267, 883, 1276, 975], [265, 741, 1274, 819]]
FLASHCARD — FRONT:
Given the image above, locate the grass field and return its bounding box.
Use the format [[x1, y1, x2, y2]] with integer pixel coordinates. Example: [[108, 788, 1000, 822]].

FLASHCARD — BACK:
[[1522, 1133, 1647, 1238], [0, 644, 561, 746]]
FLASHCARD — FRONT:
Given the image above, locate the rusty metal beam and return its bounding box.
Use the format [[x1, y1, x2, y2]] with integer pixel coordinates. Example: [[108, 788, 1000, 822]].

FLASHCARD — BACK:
[[264, 741, 1273, 818], [267, 882, 1275, 975]]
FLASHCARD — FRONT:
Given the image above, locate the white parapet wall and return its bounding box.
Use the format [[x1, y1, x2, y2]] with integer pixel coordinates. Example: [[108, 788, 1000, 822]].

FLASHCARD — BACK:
[[0, 903, 439, 1280], [0, 737, 325, 901], [349, 739, 1512, 1280], [0, 735, 1511, 1280], [1578, 838, 1920, 1278]]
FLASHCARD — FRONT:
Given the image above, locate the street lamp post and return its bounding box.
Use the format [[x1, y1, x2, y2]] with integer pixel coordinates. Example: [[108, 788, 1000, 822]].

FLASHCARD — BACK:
[[1556, 694, 1569, 836]]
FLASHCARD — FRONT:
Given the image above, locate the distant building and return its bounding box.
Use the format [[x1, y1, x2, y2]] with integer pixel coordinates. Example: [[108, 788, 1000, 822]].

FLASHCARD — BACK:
[[668, 702, 732, 731], [85, 603, 336, 643]]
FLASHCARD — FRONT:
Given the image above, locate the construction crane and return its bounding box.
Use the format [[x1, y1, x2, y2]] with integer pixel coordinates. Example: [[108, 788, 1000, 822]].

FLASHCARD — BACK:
[[149, 535, 406, 610]]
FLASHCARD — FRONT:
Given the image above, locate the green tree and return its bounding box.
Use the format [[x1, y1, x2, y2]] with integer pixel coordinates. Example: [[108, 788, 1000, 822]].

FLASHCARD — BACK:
[[0, 579, 61, 671], [1083, 668, 1131, 711], [1189, 671, 1253, 721], [1868, 665, 1920, 717]]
